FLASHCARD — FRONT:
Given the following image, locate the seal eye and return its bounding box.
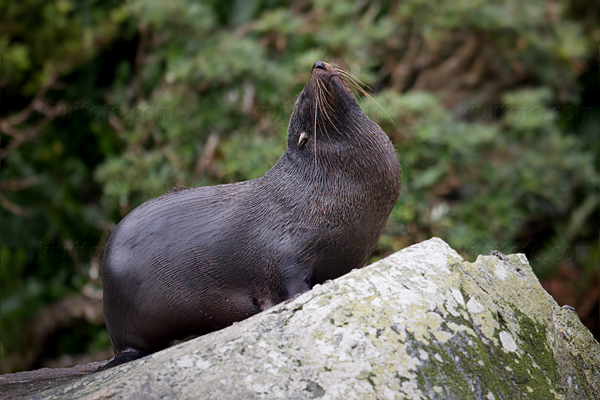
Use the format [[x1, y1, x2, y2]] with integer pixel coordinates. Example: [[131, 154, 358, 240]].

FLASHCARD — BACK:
[[298, 132, 309, 148]]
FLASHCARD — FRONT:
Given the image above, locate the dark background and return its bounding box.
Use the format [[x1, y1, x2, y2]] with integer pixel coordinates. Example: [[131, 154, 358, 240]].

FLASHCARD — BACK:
[[1, 0, 598, 373]]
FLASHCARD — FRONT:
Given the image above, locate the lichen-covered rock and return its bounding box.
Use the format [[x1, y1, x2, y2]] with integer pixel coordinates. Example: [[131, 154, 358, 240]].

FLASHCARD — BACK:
[[29, 238, 600, 399]]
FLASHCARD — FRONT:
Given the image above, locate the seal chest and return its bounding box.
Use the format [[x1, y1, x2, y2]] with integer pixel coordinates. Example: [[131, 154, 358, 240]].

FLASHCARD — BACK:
[[101, 61, 401, 368]]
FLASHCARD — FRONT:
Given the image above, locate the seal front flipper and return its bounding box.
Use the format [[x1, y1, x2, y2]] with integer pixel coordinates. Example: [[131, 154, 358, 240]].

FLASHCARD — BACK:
[[96, 349, 147, 371], [280, 263, 313, 301]]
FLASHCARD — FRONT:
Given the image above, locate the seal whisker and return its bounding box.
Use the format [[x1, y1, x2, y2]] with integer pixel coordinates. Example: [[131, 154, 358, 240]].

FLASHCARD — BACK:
[[314, 79, 333, 154], [315, 79, 338, 138], [318, 83, 337, 118], [336, 70, 372, 100], [317, 79, 338, 116], [314, 80, 328, 133], [332, 68, 361, 98], [335, 68, 395, 127], [313, 83, 319, 169], [335, 68, 373, 91]]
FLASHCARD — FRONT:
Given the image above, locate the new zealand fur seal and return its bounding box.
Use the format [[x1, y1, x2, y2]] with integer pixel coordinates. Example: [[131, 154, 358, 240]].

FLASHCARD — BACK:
[[100, 61, 401, 369]]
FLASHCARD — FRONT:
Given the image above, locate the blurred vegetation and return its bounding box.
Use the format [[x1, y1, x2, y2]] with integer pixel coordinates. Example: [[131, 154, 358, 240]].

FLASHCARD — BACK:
[[1, 0, 598, 372]]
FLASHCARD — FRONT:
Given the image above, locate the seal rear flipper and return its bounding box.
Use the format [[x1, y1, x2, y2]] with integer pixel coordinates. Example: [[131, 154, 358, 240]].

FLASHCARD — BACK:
[[95, 349, 147, 371]]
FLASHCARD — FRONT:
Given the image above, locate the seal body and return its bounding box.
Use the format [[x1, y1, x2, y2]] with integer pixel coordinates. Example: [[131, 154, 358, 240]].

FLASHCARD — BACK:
[[101, 61, 401, 368]]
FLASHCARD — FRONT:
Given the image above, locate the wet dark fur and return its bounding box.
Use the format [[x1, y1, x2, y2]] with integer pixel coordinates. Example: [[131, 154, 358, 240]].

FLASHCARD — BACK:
[[100, 61, 401, 369]]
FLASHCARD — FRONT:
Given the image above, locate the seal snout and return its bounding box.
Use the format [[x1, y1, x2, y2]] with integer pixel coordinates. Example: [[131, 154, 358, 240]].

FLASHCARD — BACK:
[[312, 61, 336, 81], [313, 61, 327, 71], [311, 61, 341, 84]]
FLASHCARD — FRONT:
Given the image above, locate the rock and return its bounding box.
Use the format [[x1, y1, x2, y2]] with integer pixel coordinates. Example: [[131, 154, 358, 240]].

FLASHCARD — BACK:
[[14, 238, 600, 399], [0, 362, 105, 399]]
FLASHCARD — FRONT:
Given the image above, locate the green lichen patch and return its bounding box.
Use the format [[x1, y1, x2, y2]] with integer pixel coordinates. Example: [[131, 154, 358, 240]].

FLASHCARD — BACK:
[[394, 255, 567, 399]]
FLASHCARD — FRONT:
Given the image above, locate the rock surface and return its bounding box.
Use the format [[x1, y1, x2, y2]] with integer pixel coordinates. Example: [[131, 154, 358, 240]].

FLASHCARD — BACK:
[[0, 362, 105, 399], [7, 238, 600, 399]]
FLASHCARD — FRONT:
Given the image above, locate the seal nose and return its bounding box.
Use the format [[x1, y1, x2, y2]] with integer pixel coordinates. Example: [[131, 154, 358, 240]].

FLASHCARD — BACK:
[[313, 61, 326, 71]]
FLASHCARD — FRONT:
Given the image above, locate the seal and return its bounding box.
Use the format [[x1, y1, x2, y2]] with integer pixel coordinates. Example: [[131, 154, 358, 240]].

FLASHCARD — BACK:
[[100, 61, 401, 369]]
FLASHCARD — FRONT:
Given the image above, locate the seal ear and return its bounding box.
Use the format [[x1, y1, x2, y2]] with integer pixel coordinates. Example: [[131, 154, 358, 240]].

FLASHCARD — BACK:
[[298, 132, 309, 149]]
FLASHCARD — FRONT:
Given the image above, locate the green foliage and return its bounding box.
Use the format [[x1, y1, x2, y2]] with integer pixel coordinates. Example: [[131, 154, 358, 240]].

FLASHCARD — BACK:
[[1, 0, 598, 370], [373, 88, 598, 274]]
